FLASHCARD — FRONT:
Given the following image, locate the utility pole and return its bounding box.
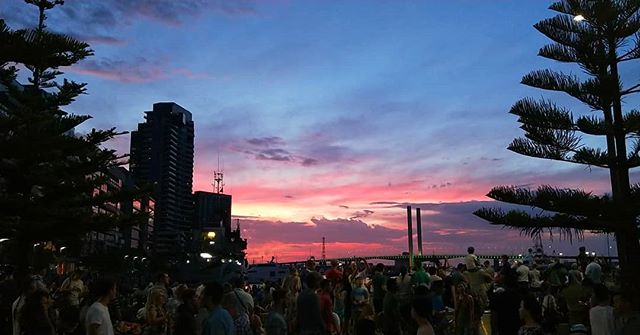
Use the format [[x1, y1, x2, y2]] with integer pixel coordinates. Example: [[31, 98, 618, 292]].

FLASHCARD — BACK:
[[322, 237, 326, 261], [416, 208, 423, 256], [407, 206, 413, 270]]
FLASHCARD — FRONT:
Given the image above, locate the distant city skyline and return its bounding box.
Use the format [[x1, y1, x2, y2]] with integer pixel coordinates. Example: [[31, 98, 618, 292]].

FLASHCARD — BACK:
[[1, 0, 633, 261]]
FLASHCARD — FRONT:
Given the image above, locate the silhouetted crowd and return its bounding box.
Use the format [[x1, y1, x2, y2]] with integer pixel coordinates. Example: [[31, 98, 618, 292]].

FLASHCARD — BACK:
[[0, 246, 639, 335]]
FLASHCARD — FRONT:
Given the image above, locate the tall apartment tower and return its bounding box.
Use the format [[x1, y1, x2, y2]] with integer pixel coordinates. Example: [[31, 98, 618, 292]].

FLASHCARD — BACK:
[[130, 102, 194, 256]]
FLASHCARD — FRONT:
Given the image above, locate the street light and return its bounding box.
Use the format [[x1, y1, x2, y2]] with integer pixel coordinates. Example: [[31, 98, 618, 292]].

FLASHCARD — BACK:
[[0, 238, 9, 243], [59, 246, 67, 252], [207, 232, 216, 239], [200, 253, 213, 259]]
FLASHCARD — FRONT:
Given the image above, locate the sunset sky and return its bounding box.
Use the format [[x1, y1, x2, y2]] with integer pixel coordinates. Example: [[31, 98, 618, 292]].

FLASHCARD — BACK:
[[3, 0, 636, 262]]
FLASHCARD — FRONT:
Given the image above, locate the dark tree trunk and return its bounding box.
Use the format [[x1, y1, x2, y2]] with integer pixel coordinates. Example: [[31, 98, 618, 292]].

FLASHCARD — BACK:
[[614, 221, 640, 309]]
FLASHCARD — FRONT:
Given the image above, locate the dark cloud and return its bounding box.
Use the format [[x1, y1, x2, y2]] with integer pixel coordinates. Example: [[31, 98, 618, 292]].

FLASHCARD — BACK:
[[1, 0, 257, 45], [236, 135, 327, 167], [68, 33, 126, 46], [109, 0, 257, 24], [246, 137, 285, 147], [301, 144, 352, 164], [301, 157, 319, 166], [350, 209, 374, 220], [255, 148, 293, 162], [424, 182, 453, 189], [369, 201, 400, 205]]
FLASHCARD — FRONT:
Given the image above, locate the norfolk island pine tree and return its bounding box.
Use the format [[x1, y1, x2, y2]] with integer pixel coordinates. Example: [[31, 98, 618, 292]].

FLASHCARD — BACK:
[[474, 0, 640, 307]]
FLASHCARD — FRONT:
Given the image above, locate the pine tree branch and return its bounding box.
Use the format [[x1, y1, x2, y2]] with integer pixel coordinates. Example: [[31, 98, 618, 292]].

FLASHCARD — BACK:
[[473, 207, 609, 242], [486, 185, 610, 218], [539, 43, 579, 63], [521, 69, 602, 110], [618, 39, 640, 61], [624, 110, 640, 134], [572, 147, 611, 167], [576, 115, 611, 136], [510, 97, 575, 130], [622, 83, 640, 95], [535, 15, 584, 48], [509, 136, 610, 167]]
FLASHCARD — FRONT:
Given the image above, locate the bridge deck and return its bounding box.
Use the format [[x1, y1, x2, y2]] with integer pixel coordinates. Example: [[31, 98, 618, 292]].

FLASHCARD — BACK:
[[276, 254, 618, 265]]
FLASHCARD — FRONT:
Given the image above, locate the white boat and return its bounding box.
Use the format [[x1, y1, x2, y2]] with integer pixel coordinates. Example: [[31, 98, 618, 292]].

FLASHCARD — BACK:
[[246, 262, 289, 284]]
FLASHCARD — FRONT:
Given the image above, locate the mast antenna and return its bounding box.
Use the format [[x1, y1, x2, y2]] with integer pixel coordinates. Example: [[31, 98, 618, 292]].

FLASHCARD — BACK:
[[213, 153, 224, 194]]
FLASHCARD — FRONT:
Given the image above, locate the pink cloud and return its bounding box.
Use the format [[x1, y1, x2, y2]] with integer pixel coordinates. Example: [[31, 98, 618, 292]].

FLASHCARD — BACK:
[[173, 68, 211, 80], [69, 58, 211, 83]]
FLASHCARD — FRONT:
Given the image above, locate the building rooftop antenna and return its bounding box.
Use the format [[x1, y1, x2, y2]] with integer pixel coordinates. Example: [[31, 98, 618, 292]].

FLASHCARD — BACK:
[[213, 153, 224, 194]]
